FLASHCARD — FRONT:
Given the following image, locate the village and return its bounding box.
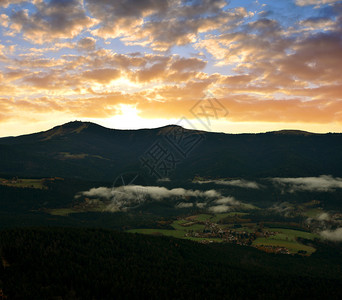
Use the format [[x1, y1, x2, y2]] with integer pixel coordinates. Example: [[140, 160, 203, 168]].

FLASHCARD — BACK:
[[180, 218, 291, 254]]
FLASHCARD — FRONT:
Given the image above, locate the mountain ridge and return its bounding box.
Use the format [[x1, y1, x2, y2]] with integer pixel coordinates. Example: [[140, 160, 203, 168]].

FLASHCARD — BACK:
[[0, 120, 332, 141], [0, 121, 341, 181]]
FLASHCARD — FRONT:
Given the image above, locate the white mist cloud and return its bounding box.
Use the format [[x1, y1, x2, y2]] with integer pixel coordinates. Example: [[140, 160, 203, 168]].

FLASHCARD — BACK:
[[209, 205, 232, 213], [81, 186, 113, 198], [79, 185, 220, 212], [320, 228, 342, 242], [204, 189, 221, 198], [317, 212, 331, 221], [215, 196, 240, 206], [79, 185, 248, 213], [295, 0, 340, 7], [196, 202, 206, 208], [157, 178, 171, 182], [175, 202, 194, 208], [271, 175, 342, 192], [194, 179, 260, 189], [268, 202, 295, 217], [208, 196, 241, 213]]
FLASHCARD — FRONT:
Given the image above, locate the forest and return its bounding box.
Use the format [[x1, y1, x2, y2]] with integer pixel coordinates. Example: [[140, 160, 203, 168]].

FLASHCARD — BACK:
[[1, 228, 342, 299]]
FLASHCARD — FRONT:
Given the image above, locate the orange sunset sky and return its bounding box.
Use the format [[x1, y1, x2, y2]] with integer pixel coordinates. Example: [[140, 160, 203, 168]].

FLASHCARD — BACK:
[[0, 0, 342, 137]]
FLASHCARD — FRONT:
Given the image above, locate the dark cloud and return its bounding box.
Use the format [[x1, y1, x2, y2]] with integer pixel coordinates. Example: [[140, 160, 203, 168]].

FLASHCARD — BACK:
[[86, 0, 170, 19], [86, 0, 248, 50], [135, 62, 167, 82], [85, 0, 171, 40], [9, 0, 95, 42], [77, 37, 96, 52], [82, 68, 121, 84]]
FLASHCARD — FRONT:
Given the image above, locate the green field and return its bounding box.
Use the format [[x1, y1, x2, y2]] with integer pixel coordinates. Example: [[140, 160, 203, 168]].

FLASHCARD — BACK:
[[171, 220, 205, 231], [47, 206, 106, 216], [252, 228, 319, 254], [269, 228, 320, 241], [127, 217, 224, 243], [303, 208, 324, 218], [126, 213, 320, 255], [0, 178, 46, 189], [188, 212, 249, 223], [211, 212, 249, 223], [127, 228, 186, 239], [235, 226, 255, 233], [252, 238, 316, 254], [127, 228, 224, 243], [191, 214, 213, 221], [46, 208, 76, 216]]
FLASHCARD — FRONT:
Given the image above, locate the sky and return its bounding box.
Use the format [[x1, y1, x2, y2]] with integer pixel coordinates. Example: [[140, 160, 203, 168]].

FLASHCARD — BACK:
[[0, 0, 342, 137]]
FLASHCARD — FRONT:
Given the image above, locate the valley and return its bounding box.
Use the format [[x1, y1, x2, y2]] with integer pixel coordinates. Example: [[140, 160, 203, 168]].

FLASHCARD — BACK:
[[0, 122, 342, 298], [128, 212, 319, 255]]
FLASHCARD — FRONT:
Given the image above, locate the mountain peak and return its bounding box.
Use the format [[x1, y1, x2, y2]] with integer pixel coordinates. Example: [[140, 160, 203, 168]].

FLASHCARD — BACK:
[[42, 121, 92, 140], [267, 129, 316, 136], [60, 120, 88, 128], [156, 124, 198, 135]]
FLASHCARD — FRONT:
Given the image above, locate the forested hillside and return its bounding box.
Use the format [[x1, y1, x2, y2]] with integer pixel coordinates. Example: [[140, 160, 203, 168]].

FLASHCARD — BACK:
[[1, 121, 342, 181], [1, 228, 342, 299]]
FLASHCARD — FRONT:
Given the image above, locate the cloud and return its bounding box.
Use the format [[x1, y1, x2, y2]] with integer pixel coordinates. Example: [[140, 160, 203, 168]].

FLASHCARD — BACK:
[[0, 97, 13, 121], [85, 0, 171, 41], [317, 212, 331, 221], [82, 68, 121, 84], [271, 175, 342, 192], [170, 57, 207, 72], [209, 196, 242, 213], [2, 86, 342, 127], [295, 0, 341, 7], [195, 3, 342, 123], [194, 179, 260, 189], [209, 204, 232, 213], [86, 0, 249, 51], [80, 186, 112, 198], [299, 17, 335, 31], [215, 196, 240, 206], [269, 202, 295, 217], [3, 50, 209, 100], [157, 178, 171, 182], [0, 13, 9, 27], [175, 202, 194, 208], [77, 37, 96, 52], [1, 0, 342, 134], [79, 185, 220, 211], [79, 184, 245, 213], [0, 0, 24, 8], [320, 227, 342, 242], [8, 0, 96, 43], [0, 44, 5, 60], [134, 58, 169, 82], [203, 189, 221, 198]]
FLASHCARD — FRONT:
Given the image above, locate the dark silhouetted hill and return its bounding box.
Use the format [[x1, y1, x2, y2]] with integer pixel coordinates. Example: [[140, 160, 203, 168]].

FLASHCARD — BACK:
[[0, 121, 341, 181]]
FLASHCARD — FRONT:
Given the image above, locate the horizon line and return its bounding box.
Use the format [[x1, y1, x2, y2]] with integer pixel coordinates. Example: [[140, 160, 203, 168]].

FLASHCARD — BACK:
[[1, 120, 341, 139]]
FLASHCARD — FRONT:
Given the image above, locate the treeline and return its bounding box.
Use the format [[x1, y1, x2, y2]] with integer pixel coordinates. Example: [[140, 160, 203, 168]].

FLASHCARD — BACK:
[[0, 228, 342, 299], [0, 178, 107, 212]]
